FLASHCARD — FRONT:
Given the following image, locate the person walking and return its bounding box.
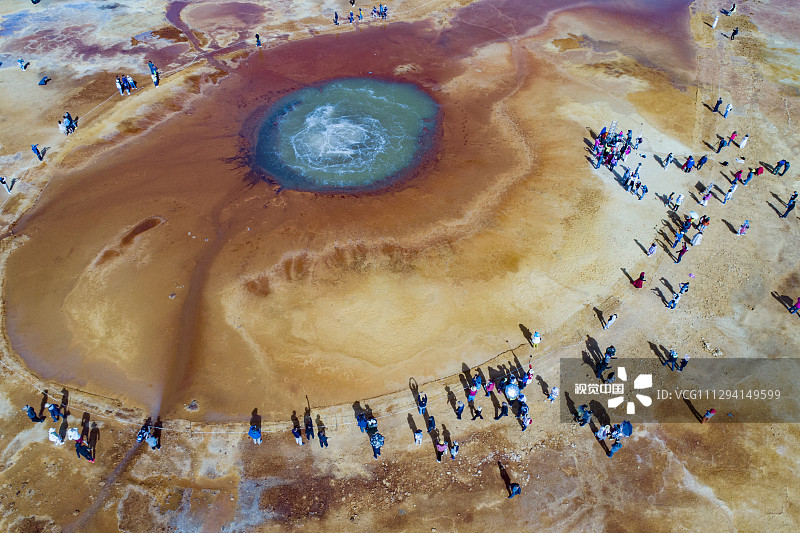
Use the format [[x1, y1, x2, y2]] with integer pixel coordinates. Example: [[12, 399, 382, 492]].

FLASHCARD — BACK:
[[435, 437, 448, 462], [780, 192, 797, 218], [773, 160, 786, 175], [255, 33, 261, 47], [468, 385, 478, 404], [663, 350, 679, 370], [717, 138, 727, 153], [667, 292, 681, 309], [426, 415, 436, 433], [45, 403, 61, 422], [679, 282, 690, 294], [496, 402, 509, 420], [743, 169, 754, 185], [414, 429, 423, 445], [23, 405, 44, 423], [723, 103, 733, 118], [677, 355, 690, 372], [647, 242, 657, 256], [604, 313, 618, 330], [663, 152, 674, 170], [115, 76, 123, 95], [248, 425, 262, 444], [672, 230, 686, 249], [739, 134, 749, 149], [292, 426, 304, 445], [455, 400, 465, 420], [577, 404, 593, 427], [485, 379, 496, 397], [701, 409, 716, 424], [548, 386, 559, 403], [789, 297, 800, 315], [632, 272, 646, 289], [304, 416, 314, 441], [780, 161, 791, 177], [607, 440, 623, 458], [450, 440, 459, 460], [713, 97, 723, 113], [31, 144, 44, 161], [676, 243, 688, 263], [731, 27, 739, 40], [357, 413, 367, 433], [682, 156, 694, 173], [723, 182, 737, 204], [508, 483, 521, 499], [696, 155, 708, 170], [673, 194, 684, 211], [472, 406, 484, 420], [738, 220, 749, 236], [417, 392, 427, 415]]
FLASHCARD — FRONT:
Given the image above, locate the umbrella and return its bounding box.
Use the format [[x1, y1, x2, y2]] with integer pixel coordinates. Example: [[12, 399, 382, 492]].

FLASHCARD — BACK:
[[505, 383, 520, 401]]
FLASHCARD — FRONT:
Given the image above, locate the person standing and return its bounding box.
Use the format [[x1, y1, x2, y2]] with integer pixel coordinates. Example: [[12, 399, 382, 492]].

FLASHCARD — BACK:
[[604, 313, 618, 330], [607, 440, 623, 458], [31, 144, 44, 161], [531, 331, 541, 349], [632, 272, 646, 289], [292, 426, 303, 445], [455, 400, 465, 420], [485, 379, 496, 397], [743, 169, 754, 185], [472, 406, 484, 420], [548, 387, 559, 403], [690, 232, 703, 246], [712, 14, 719, 28], [713, 97, 723, 113], [717, 138, 727, 153], [426, 415, 436, 433], [577, 404, 593, 426], [357, 413, 367, 433], [115, 76, 124, 95], [450, 440, 459, 460], [248, 425, 262, 444], [677, 355, 690, 372], [676, 243, 688, 263], [673, 194, 684, 211], [435, 437, 448, 462], [319, 427, 329, 448], [773, 160, 786, 175], [731, 27, 739, 40], [508, 483, 522, 499], [370, 432, 384, 459], [696, 155, 708, 170], [45, 403, 61, 422], [255, 33, 261, 47], [723, 103, 733, 118], [414, 429, 424, 445], [647, 242, 657, 256], [723, 182, 737, 204], [780, 161, 791, 177], [789, 297, 800, 315], [682, 156, 694, 173], [468, 385, 478, 404], [701, 409, 716, 424], [418, 392, 427, 415]]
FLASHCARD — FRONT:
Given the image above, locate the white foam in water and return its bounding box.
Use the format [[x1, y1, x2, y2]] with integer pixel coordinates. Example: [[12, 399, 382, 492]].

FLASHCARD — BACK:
[[257, 79, 438, 190]]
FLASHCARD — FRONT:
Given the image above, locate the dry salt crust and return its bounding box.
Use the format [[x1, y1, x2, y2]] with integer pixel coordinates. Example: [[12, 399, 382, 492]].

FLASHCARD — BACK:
[[0, 0, 799, 530]]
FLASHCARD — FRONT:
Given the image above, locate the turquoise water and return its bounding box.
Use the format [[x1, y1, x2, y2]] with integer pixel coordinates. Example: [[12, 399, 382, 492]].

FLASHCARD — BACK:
[[255, 78, 439, 192]]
